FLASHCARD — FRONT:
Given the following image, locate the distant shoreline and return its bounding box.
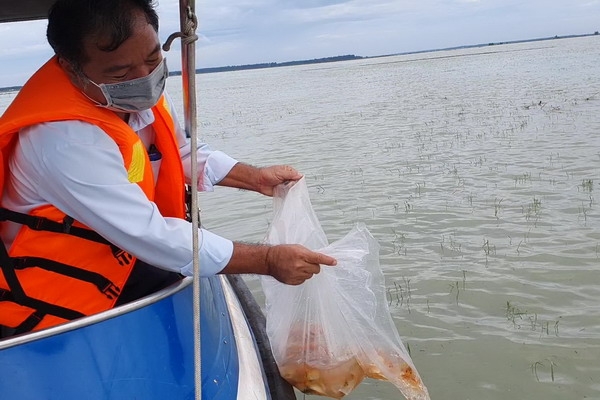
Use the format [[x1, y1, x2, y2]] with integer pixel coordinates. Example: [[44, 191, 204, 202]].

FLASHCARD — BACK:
[[1, 32, 598, 93], [173, 54, 363, 76], [374, 32, 598, 58]]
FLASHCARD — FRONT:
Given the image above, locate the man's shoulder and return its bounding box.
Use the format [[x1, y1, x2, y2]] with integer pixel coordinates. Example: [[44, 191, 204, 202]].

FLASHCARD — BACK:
[[20, 120, 117, 147]]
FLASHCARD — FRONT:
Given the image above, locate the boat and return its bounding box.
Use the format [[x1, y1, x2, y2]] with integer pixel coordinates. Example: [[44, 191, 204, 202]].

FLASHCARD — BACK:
[[0, 1, 296, 399]]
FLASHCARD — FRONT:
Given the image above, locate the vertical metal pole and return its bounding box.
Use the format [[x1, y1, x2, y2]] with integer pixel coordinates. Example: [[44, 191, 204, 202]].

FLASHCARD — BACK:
[[178, 0, 202, 399]]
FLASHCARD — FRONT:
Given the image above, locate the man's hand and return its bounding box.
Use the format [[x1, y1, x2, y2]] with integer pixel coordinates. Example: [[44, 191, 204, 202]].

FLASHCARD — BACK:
[[256, 165, 302, 196], [265, 244, 337, 285], [217, 162, 302, 197], [223, 242, 337, 285]]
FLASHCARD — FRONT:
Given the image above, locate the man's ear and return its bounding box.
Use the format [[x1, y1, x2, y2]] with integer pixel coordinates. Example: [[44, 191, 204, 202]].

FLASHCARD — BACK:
[[58, 57, 85, 88]]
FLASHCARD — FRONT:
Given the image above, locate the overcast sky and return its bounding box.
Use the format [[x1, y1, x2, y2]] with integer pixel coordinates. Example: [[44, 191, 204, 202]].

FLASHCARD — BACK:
[[0, 0, 599, 87]]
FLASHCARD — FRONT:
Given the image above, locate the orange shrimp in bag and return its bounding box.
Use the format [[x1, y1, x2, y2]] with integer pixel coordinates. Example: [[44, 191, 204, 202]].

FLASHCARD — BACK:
[[261, 177, 430, 399]]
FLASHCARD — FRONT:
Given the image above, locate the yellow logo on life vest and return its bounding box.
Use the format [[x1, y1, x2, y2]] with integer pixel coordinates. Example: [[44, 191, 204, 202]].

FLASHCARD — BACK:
[[127, 140, 146, 183]]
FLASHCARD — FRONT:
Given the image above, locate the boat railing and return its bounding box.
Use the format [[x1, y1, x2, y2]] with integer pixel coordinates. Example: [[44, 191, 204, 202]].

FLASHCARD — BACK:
[[0, 275, 193, 350]]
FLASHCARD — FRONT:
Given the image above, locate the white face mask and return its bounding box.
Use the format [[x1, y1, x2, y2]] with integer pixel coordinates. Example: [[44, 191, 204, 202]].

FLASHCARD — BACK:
[[86, 58, 168, 113]]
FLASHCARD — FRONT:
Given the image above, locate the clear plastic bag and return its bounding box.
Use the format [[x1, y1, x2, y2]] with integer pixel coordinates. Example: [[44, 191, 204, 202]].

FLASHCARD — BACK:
[[261, 177, 430, 399]]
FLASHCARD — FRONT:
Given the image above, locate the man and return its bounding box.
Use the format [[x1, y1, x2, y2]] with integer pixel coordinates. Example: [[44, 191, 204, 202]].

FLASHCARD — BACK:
[[0, 0, 336, 335]]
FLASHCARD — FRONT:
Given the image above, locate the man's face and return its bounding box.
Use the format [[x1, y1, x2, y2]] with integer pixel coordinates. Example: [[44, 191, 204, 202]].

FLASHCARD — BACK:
[[71, 10, 163, 108]]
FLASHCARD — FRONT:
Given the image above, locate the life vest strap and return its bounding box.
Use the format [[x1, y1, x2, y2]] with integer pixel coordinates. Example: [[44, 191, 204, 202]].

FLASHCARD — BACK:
[[0, 246, 85, 326], [0, 207, 109, 243], [0, 207, 132, 265], [13, 257, 121, 299], [13, 310, 46, 335], [0, 293, 46, 335], [0, 208, 121, 330]]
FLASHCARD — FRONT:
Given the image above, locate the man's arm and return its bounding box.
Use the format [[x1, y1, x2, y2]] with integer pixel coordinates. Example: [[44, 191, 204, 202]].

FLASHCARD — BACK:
[[218, 162, 303, 196]]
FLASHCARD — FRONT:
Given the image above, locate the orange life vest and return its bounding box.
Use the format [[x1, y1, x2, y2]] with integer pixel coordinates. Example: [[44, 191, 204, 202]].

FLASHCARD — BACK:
[[0, 57, 186, 333]]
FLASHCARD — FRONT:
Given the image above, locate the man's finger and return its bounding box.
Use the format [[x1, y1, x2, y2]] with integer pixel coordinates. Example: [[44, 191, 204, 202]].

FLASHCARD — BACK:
[[313, 253, 337, 266], [302, 263, 320, 275]]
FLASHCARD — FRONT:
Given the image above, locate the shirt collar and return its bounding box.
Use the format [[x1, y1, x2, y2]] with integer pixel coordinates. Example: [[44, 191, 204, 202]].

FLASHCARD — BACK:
[[127, 109, 155, 131]]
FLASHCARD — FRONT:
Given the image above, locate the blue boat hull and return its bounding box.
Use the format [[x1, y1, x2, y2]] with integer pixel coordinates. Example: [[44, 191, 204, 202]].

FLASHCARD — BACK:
[[0, 276, 241, 399]]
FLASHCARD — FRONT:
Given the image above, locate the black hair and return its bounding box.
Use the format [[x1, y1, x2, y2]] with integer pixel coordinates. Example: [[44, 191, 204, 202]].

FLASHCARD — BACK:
[[47, 0, 159, 69]]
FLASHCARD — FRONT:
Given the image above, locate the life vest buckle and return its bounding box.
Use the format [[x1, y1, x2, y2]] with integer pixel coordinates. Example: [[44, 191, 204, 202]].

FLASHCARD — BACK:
[[62, 216, 74, 233], [102, 283, 121, 300], [110, 246, 133, 266]]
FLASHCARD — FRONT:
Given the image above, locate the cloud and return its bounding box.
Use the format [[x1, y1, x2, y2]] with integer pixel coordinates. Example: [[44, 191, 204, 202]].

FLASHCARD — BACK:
[[0, 20, 54, 86], [1, 0, 599, 87]]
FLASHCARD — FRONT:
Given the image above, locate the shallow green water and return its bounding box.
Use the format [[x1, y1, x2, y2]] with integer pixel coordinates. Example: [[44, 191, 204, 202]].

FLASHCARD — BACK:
[[189, 36, 600, 400]]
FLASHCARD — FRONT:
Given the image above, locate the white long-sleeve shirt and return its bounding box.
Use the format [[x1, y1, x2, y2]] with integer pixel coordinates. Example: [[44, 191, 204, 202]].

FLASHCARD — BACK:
[[1, 95, 236, 276]]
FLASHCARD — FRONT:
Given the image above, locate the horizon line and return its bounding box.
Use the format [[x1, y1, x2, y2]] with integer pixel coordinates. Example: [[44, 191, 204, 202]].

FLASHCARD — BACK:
[[1, 31, 598, 92]]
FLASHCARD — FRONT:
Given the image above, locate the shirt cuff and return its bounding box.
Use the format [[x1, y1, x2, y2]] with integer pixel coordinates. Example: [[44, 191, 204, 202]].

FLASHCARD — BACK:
[[202, 151, 238, 191], [180, 229, 233, 276]]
